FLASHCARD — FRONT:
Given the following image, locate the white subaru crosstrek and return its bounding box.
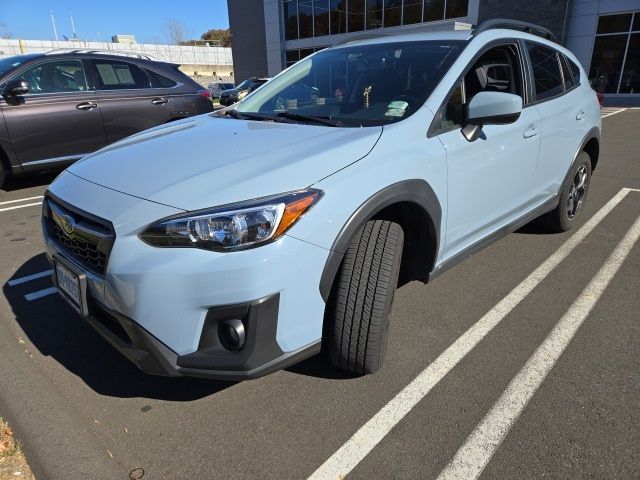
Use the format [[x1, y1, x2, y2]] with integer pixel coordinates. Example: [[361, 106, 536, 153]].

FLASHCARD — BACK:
[[42, 20, 601, 380]]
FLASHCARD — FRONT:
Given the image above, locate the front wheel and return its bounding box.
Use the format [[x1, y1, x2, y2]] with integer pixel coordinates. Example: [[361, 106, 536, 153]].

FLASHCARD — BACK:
[[326, 220, 404, 375], [541, 151, 592, 233]]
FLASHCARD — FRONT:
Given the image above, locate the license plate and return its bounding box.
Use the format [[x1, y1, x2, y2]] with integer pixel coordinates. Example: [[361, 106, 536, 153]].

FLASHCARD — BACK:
[[55, 260, 83, 314]]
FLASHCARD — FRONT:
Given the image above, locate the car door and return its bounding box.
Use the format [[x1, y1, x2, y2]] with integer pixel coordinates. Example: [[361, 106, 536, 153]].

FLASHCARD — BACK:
[[526, 43, 591, 198], [0, 58, 106, 166], [435, 42, 542, 259], [89, 58, 174, 143]]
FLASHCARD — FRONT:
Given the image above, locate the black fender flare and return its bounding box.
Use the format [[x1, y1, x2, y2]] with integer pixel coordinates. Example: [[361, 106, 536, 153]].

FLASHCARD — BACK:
[[319, 179, 442, 303]]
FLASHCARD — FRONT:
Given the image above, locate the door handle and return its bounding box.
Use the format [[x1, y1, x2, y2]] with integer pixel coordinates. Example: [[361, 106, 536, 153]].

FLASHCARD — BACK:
[[576, 110, 585, 120], [152, 97, 168, 105], [76, 102, 97, 110], [523, 125, 539, 138]]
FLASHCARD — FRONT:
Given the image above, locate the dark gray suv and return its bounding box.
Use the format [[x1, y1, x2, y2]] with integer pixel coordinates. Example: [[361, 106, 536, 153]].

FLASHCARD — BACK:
[[0, 50, 214, 188]]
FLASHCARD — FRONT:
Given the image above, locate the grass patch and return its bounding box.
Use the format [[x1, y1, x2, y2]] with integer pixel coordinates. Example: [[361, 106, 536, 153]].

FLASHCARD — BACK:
[[0, 418, 34, 480]]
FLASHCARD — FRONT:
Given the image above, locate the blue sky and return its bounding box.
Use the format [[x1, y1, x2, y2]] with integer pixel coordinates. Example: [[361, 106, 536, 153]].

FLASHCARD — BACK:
[[0, 0, 229, 43]]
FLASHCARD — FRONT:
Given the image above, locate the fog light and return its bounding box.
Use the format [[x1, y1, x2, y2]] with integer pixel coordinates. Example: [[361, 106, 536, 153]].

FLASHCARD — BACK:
[[218, 319, 245, 351]]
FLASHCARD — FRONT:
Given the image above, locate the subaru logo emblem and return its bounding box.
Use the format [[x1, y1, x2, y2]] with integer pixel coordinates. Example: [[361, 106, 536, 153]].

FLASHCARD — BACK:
[[61, 215, 74, 236]]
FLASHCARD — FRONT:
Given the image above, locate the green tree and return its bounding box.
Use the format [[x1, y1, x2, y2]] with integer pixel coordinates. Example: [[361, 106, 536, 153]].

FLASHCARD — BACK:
[[201, 28, 231, 47]]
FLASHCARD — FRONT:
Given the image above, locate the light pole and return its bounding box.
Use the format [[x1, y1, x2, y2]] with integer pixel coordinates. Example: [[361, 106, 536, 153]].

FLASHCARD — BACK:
[[50, 10, 58, 41]]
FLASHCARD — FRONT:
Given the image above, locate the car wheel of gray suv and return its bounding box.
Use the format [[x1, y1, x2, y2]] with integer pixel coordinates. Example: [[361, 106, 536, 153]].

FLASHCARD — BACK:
[[542, 151, 592, 233], [327, 219, 404, 375]]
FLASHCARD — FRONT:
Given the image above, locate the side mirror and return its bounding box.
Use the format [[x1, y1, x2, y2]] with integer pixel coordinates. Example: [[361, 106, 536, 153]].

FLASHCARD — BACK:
[[3, 79, 29, 96], [462, 91, 522, 142]]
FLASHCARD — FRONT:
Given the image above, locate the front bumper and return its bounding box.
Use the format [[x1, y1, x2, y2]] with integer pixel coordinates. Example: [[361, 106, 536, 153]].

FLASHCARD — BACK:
[[76, 291, 320, 380], [42, 173, 330, 379]]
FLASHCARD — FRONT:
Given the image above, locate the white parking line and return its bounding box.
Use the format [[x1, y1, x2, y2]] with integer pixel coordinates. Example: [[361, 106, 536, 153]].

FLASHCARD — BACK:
[[7, 269, 53, 286], [601, 108, 628, 118], [438, 213, 640, 480], [0, 196, 44, 206], [24, 287, 57, 301], [307, 187, 635, 480], [0, 201, 42, 213]]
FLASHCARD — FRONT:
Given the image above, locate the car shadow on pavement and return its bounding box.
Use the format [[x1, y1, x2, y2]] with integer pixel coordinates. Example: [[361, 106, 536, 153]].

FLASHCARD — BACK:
[[4, 254, 233, 401], [2, 172, 59, 192]]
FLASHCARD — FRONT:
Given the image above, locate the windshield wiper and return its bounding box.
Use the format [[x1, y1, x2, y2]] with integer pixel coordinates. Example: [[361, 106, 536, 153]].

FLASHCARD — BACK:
[[275, 111, 342, 127], [224, 110, 274, 122]]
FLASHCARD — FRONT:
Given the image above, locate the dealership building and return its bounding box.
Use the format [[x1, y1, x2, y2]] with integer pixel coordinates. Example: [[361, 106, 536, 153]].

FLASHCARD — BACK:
[[228, 0, 639, 105]]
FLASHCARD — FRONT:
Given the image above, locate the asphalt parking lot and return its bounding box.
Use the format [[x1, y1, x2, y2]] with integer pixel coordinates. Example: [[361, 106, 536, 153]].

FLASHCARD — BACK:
[[0, 108, 639, 480]]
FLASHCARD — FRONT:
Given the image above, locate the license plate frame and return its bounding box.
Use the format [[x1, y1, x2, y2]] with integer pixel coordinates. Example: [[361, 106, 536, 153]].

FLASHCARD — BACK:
[[52, 254, 89, 317]]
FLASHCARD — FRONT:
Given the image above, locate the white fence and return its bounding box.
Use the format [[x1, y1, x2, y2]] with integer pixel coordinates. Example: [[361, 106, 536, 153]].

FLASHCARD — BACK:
[[0, 39, 233, 73]]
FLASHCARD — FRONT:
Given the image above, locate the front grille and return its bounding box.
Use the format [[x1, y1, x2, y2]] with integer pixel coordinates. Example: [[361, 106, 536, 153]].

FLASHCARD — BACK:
[[43, 196, 115, 276]]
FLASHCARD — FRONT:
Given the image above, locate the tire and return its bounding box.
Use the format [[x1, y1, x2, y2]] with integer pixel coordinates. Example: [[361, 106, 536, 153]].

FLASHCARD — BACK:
[[540, 151, 592, 233], [327, 220, 404, 375]]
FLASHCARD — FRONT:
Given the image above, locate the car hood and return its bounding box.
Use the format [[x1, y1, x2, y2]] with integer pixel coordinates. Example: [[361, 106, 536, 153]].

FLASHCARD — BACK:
[[68, 115, 382, 211]]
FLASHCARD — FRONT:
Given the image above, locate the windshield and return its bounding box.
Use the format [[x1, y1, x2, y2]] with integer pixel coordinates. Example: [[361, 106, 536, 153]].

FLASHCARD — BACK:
[[222, 83, 235, 90], [236, 40, 464, 127], [0, 54, 39, 78]]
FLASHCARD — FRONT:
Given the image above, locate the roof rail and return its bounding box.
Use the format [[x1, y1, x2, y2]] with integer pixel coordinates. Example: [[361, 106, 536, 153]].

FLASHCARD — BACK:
[[44, 48, 158, 61], [331, 21, 473, 47], [473, 19, 558, 43]]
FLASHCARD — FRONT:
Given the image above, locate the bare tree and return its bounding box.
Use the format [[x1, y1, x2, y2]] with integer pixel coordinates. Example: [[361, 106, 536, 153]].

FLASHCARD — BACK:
[[0, 21, 12, 39], [163, 20, 188, 45]]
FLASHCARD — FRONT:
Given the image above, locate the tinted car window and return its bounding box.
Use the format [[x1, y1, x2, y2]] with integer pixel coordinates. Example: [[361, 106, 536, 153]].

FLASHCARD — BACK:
[[16, 60, 87, 93], [568, 58, 581, 85], [146, 69, 178, 88], [92, 60, 150, 90], [527, 43, 564, 101], [560, 56, 573, 89], [438, 43, 524, 132]]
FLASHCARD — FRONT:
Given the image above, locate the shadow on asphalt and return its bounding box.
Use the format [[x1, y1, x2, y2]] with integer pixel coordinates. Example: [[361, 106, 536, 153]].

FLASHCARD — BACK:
[[286, 351, 361, 380], [4, 254, 233, 401], [2, 172, 59, 192]]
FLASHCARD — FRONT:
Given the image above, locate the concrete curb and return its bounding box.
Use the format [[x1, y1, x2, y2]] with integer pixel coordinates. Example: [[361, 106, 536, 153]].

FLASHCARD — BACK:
[[0, 319, 125, 480]]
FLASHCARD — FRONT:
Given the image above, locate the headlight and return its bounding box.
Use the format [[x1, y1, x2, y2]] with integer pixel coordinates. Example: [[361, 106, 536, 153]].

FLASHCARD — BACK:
[[139, 189, 322, 251]]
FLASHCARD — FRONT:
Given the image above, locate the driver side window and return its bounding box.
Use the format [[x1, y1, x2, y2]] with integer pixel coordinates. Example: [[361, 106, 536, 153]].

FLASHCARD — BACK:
[[439, 43, 525, 131], [15, 60, 87, 94]]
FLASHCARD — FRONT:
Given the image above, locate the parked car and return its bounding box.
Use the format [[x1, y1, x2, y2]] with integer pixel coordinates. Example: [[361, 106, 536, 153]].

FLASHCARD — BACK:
[[219, 77, 270, 106], [42, 20, 601, 380], [0, 50, 214, 188], [207, 81, 235, 99]]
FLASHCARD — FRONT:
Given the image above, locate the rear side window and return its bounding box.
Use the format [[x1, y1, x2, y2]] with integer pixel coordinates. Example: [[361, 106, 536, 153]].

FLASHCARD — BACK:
[[568, 58, 581, 85], [527, 43, 564, 101], [560, 56, 573, 89], [146, 69, 178, 88], [92, 60, 150, 90]]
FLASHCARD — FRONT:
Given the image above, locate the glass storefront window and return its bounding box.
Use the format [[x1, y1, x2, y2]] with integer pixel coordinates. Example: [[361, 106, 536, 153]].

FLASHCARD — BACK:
[[330, 0, 347, 34], [366, 0, 383, 29], [620, 33, 639, 94], [314, 0, 330, 36], [403, 0, 423, 25], [281, 0, 469, 45], [298, 0, 314, 38], [384, 0, 402, 28], [284, 0, 298, 40], [423, 0, 445, 22], [589, 35, 627, 93], [596, 13, 632, 34], [445, 0, 468, 18], [348, 0, 365, 32], [634, 12, 640, 31]]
